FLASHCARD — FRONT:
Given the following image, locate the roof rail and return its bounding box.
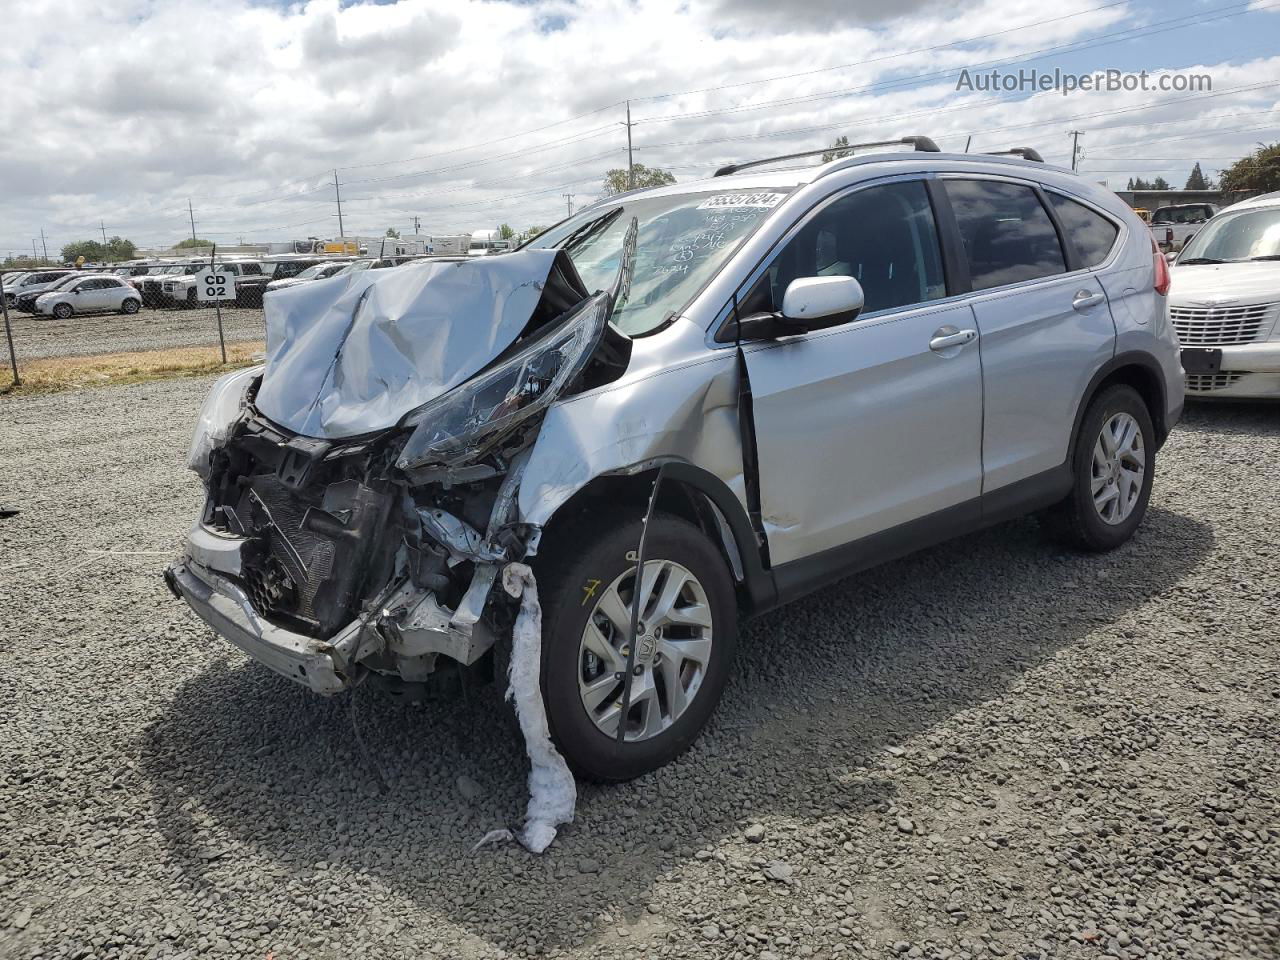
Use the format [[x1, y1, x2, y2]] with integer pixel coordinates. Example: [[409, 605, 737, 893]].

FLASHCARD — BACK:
[[713, 136, 941, 177], [984, 147, 1044, 163]]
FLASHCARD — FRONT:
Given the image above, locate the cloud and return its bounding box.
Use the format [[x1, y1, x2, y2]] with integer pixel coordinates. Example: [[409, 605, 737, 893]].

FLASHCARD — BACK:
[[0, 0, 1274, 252]]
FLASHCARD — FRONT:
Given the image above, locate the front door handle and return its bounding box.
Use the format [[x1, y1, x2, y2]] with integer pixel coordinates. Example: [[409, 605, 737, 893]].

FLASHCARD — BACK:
[[1073, 290, 1105, 311], [929, 327, 978, 352]]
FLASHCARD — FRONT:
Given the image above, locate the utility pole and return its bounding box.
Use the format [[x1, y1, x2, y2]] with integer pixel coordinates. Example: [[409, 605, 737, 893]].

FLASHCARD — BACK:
[[1069, 130, 1083, 172], [32, 240, 38, 263], [39, 229, 48, 264], [100, 221, 108, 245], [963, 135, 972, 154], [333, 170, 346, 240], [625, 101, 635, 190], [188, 199, 197, 241], [562, 193, 575, 217], [412, 215, 421, 234]]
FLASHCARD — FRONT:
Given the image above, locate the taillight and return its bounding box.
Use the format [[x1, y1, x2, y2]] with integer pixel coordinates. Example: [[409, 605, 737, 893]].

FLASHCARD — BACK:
[[1165, 227, 1174, 244], [1152, 237, 1171, 296]]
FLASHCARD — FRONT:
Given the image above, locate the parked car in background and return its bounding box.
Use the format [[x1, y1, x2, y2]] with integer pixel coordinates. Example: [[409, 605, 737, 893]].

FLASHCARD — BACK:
[[264, 260, 353, 293], [164, 260, 267, 308], [13, 273, 84, 313], [35, 275, 141, 318], [1151, 203, 1218, 252], [1, 272, 32, 302], [169, 138, 1182, 781], [134, 261, 207, 307], [1169, 191, 1280, 399], [4, 269, 72, 307]]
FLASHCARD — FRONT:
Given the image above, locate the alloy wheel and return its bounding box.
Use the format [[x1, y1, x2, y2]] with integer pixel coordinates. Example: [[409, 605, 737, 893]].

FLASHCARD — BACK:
[[577, 559, 714, 742], [1091, 411, 1145, 525]]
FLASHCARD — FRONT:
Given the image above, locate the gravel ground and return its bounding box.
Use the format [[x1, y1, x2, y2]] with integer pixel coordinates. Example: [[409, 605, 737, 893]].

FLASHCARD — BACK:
[[1, 378, 1277, 960], [4, 306, 264, 361]]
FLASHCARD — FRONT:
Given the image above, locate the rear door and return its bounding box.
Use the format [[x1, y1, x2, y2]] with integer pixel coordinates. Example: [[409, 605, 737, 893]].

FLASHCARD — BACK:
[[737, 177, 984, 566], [940, 177, 1116, 493]]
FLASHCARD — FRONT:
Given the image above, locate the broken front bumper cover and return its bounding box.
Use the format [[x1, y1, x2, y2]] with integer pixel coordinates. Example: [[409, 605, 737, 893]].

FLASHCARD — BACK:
[[166, 560, 358, 694], [166, 522, 503, 694]]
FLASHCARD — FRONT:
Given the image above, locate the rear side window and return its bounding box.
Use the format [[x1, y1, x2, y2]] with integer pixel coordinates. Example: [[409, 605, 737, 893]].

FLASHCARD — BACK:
[[1049, 193, 1119, 267], [944, 180, 1067, 291], [740, 180, 947, 317]]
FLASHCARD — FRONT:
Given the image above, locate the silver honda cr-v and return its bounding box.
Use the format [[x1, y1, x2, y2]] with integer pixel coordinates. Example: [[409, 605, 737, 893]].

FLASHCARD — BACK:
[[168, 137, 1183, 782]]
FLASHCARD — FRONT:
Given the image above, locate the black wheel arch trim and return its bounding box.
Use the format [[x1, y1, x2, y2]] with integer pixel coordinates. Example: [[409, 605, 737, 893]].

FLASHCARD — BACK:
[[1070, 350, 1171, 453]]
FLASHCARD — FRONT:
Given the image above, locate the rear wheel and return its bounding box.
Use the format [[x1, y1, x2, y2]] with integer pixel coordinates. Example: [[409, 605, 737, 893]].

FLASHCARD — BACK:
[[52, 302, 73, 320], [121, 298, 140, 314], [535, 512, 737, 782], [1042, 384, 1154, 551]]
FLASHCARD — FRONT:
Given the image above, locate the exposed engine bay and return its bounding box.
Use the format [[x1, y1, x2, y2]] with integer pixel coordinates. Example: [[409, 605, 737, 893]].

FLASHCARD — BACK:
[[167, 241, 633, 695]]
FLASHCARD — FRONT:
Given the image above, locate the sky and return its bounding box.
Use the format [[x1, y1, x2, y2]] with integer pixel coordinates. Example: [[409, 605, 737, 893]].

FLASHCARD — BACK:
[[0, 0, 1277, 256]]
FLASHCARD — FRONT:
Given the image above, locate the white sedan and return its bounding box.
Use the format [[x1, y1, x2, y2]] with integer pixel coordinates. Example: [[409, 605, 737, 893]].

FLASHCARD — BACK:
[[35, 276, 142, 318]]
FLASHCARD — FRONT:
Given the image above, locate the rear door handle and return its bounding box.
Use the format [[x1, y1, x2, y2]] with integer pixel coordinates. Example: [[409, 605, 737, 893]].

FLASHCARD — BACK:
[[929, 327, 978, 352], [1072, 290, 1105, 311]]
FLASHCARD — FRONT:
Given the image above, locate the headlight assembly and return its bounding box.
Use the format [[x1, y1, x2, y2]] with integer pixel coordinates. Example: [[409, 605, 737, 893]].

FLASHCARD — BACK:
[[397, 292, 611, 471], [187, 365, 261, 480]]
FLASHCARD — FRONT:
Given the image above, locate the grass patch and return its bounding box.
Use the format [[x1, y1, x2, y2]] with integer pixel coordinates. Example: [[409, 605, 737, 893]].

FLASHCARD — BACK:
[[1, 341, 264, 396]]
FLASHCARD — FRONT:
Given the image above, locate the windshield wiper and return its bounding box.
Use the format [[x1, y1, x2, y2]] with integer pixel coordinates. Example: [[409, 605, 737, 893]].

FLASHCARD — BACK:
[[1178, 257, 1225, 264], [557, 206, 623, 253], [1247, 255, 1280, 261]]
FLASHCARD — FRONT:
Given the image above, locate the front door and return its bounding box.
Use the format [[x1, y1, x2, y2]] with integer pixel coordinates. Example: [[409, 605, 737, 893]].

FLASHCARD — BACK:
[[737, 179, 984, 566]]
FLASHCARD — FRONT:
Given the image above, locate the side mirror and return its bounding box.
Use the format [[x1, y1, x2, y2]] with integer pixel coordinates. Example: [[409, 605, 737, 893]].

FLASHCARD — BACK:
[[732, 276, 866, 341], [779, 276, 864, 330]]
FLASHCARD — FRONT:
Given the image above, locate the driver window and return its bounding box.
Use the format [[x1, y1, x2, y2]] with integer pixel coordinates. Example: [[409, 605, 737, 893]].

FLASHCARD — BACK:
[[739, 180, 947, 317]]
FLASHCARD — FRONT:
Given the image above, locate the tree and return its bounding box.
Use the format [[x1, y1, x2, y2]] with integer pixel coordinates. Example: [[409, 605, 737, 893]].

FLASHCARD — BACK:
[[385, 227, 400, 238], [1184, 163, 1211, 190], [58, 237, 136, 263], [497, 223, 515, 241], [175, 237, 214, 249], [602, 163, 676, 196], [821, 135, 852, 162], [1218, 143, 1280, 193], [1151, 176, 1171, 191]]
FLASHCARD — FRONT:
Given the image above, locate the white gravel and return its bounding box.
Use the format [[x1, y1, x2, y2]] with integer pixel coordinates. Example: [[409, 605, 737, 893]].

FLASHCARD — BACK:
[[1, 377, 1277, 960], [5, 305, 264, 361]]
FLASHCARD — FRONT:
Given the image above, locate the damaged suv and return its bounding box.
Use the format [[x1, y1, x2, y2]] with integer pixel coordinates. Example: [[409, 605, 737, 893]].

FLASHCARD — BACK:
[[169, 137, 1182, 782]]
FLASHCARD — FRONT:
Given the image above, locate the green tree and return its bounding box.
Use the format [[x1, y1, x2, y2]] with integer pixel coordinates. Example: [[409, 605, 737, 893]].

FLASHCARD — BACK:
[[175, 237, 214, 249], [497, 223, 515, 241], [602, 163, 676, 196], [385, 227, 400, 238], [1219, 143, 1280, 193], [821, 135, 852, 162], [1184, 163, 1211, 190], [1151, 176, 1171, 191], [61, 240, 106, 263]]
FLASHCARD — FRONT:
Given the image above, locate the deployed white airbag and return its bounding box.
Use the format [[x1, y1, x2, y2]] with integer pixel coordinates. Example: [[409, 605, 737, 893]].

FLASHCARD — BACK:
[[255, 250, 564, 439]]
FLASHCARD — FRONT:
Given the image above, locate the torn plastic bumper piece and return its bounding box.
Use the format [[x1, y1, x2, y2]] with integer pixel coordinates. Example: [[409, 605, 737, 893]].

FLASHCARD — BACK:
[[166, 560, 357, 695]]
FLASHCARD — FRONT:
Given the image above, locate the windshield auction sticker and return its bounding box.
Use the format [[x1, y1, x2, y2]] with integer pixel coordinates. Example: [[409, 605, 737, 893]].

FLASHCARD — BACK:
[[696, 192, 787, 210]]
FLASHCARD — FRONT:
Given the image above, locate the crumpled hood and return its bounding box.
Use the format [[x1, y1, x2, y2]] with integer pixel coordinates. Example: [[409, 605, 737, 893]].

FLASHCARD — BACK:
[[255, 249, 566, 440]]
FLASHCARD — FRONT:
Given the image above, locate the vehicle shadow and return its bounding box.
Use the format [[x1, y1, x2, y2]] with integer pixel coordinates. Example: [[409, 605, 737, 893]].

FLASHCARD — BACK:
[[139, 506, 1212, 953]]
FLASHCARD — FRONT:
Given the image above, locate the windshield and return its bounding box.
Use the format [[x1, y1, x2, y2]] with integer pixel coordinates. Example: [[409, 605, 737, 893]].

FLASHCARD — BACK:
[[529, 188, 794, 335], [1178, 208, 1280, 262], [291, 263, 329, 280], [1153, 206, 1213, 224], [45, 275, 82, 292]]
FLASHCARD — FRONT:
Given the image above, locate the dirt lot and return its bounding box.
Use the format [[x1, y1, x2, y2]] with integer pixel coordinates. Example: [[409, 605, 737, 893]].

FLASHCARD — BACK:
[[0, 378, 1276, 960], [4, 304, 264, 362]]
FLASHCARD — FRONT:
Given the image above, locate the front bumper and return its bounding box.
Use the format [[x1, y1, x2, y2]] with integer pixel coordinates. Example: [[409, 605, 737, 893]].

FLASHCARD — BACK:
[[1184, 341, 1280, 399], [167, 521, 503, 693], [166, 560, 359, 694]]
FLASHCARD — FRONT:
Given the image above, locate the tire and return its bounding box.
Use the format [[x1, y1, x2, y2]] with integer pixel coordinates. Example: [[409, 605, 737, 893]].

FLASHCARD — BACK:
[[52, 302, 72, 320], [1042, 384, 1155, 552], [534, 511, 738, 782], [121, 298, 140, 314], [185, 289, 197, 309]]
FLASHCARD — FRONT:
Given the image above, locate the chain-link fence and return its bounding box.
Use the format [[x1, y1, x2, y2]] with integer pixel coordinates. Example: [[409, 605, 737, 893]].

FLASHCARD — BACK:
[[1, 266, 266, 392]]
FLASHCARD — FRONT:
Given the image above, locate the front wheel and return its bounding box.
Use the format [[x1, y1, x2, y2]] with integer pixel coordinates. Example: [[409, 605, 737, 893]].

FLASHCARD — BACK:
[[1042, 384, 1155, 551], [121, 298, 140, 314], [52, 303, 73, 320], [535, 512, 737, 782]]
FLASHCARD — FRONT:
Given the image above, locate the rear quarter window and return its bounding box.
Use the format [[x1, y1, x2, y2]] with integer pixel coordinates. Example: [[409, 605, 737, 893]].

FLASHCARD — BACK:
[[1047, 193, 1119, 268]]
